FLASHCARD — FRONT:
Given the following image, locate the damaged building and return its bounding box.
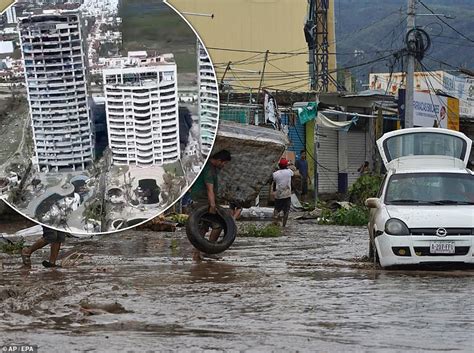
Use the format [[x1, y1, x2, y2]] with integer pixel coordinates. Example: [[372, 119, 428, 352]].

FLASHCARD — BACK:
[[102, 52, 180, 166], [19, 10, 94, 172]]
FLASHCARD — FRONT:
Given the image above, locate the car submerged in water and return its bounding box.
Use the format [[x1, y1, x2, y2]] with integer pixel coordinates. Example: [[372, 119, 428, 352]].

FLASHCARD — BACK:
[[365, 127, 473, 268]]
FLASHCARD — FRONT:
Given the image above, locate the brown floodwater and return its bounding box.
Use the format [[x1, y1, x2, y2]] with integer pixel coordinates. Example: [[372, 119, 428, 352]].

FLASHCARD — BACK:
[[0, 220, 473, 352]]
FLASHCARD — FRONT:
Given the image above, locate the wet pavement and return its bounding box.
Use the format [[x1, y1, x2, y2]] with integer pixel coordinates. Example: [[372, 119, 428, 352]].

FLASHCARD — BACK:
[[1, 220, 473, 352]]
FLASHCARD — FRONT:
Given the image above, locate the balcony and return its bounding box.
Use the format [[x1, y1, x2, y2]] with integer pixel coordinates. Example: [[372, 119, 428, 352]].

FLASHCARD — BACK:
[[106, 97, 124, 103], [110, 140, 126, 147], [136, 131, 152, 138], [162, 145, 179, 154], [133, 111, 151, 118], [161, 120, 177, 129], [132, 97, 151, 105], [160, 106, 176, 115], [162, 140, 178, 148], [137, 157, 154, 165], [134, 118, 151, 125], [135, 124, 153, 132], [162, 126, 177, 134], [136, 145, 153, 152], [160, 83, 175, 90], [132, 91, 151, 98]]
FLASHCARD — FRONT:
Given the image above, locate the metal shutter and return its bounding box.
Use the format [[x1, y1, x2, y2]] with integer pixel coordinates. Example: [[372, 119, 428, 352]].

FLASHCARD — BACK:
[[316, 126, 338, 193], [347, 131, 368, 187], [281, 113, 305, 155]]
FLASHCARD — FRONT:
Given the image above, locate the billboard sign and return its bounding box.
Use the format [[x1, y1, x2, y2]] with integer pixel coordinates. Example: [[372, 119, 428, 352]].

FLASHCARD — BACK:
[[411, 91, 459, 130], [371, 71, 473, 120], [369, 71, 444, 95]]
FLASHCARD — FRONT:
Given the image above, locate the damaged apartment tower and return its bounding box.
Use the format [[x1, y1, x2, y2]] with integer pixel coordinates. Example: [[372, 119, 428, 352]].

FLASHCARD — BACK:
[[19, 11, 94, 172], [103, 52, 180, 166], [197, 42, 219, 156]]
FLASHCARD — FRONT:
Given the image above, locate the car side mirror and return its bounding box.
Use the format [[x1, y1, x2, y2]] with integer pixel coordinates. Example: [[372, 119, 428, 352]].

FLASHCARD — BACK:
[[365, 198, 380, 209]]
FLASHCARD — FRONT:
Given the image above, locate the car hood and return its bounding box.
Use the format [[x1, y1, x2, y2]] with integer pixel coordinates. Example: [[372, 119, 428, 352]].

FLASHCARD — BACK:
[[376, 127, 472, 168], [386, 205, 474, 228]]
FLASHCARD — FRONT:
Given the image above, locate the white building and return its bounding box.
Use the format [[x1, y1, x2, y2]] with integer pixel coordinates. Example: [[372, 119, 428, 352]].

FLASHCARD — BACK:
[[197, 42, 219, 156], [103, 53, 180, 166], [5, 6, 17, 24], [0, 41, 14, 54], [19, 11, 94, 172]]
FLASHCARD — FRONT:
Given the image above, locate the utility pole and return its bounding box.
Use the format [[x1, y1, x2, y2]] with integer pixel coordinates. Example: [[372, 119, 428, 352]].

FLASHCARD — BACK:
[[305, 0, 316, 91], [305, 0, 329, 204], [256, 50, 269, 107], [255, 50, 269, 126], [405, 0, 416, 128], [220, 61, 232, 90]]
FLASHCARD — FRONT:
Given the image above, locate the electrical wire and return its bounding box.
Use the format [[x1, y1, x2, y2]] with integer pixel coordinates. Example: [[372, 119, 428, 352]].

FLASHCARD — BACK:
[[424, 54, 464, 71], [417, 61, 444, 127], [335, 8, 406, 44], [419, 0, 474, 43], [417, 60, 460, 120], [217, 51, 398, 92]]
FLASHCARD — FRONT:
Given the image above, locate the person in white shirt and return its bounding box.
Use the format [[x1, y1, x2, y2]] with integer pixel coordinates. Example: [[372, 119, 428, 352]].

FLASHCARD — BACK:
[[272, 158, 293, 227]]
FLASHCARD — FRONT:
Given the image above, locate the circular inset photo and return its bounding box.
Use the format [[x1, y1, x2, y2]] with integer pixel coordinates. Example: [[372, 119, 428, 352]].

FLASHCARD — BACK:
[[0, 0, 219, 234]]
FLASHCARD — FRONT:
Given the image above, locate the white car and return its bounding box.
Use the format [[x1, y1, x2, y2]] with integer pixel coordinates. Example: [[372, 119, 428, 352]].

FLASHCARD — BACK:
[[365, 127, 473, 268]]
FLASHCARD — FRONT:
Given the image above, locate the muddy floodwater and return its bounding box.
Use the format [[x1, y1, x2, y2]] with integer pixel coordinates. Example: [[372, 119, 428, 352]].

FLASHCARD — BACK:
[[1, 220, 473, 352]]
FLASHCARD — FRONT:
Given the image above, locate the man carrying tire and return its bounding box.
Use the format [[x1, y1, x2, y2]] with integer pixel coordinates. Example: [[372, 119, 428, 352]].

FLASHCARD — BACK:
[[188, 150, 232, 259]]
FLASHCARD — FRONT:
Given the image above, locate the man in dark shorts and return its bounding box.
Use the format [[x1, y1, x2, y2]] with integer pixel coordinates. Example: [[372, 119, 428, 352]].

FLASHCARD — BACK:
[[21, 226, 67, 268], [295, 150, 310, 202], [190, 150, 232, 248], [272, 158, 293, 227]]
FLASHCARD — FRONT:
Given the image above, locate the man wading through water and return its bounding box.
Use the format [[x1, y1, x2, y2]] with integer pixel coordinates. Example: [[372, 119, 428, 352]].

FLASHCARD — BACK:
[[21, 226, 67, 268], [190, 149, 231, 260], [272, 158, 293, 227]]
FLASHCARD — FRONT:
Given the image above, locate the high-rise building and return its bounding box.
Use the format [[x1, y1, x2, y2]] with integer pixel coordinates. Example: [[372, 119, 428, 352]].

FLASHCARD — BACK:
[[197, 42, 218, 156], [103, 53, 180, 166], [5, 6, 17, 24], [19, 11, 94, 172]]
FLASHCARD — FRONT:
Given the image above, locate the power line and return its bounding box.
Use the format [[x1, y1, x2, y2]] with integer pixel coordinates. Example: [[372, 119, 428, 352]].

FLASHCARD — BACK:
[[217, 52, 398, 92], [211, 48, 397, 67], [207, 46, 308, 55], [418, 60, 459, 119], [431, 40, 474, 48], [424, 54, 465, 71], [336, 8, 406, 44], [419, 0, 474, 43]]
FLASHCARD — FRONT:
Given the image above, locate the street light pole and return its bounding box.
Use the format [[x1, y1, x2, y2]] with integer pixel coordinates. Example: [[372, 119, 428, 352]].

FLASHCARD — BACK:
[[405, 0, 416, 128]]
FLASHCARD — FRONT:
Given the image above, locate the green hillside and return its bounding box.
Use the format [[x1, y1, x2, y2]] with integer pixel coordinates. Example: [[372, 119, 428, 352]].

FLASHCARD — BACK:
[[335, 0, 474, 88], [119, 0, 197, 73]]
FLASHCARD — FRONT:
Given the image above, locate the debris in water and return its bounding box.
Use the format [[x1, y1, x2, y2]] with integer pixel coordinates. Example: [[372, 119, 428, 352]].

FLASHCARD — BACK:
[[79, 300, 131, 315]]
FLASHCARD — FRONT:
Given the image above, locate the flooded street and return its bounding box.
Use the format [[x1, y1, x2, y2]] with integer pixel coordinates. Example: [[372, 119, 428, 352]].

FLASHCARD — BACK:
[[1, 220, 473, 352]]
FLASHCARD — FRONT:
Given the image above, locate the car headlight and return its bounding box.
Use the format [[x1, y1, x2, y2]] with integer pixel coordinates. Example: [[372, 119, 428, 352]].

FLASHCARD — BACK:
[[385, 218, 410, 235]]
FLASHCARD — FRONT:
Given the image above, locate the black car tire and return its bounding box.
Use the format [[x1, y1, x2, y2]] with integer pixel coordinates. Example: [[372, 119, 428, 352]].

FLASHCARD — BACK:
[[186, 205, 237, 254], [369, 231, 380, 265]]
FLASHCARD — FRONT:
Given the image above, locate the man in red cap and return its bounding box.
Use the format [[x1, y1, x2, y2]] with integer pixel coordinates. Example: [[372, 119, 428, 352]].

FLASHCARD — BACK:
[[272, 158, 293, 227]]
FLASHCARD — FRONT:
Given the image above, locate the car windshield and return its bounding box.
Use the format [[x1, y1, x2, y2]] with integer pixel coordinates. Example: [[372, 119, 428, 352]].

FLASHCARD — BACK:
[[383, 132, 466, 162], [385, 173, 474, 205]]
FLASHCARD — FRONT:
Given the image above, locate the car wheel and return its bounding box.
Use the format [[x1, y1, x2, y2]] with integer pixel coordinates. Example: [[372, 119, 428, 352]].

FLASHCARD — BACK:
[[368, 236, 374, 260], [369, 231, 380, 265], [186, 205, 237, 254], [373, 244, 380, 266]]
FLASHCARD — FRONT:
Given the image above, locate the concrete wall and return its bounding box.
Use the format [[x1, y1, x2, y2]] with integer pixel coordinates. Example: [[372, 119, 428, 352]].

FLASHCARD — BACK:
[[168, 0, 337, 93]]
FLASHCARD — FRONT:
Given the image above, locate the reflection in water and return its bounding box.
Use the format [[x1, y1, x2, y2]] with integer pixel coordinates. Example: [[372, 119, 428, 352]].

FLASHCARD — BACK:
[[189, 262, 238, 283]]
